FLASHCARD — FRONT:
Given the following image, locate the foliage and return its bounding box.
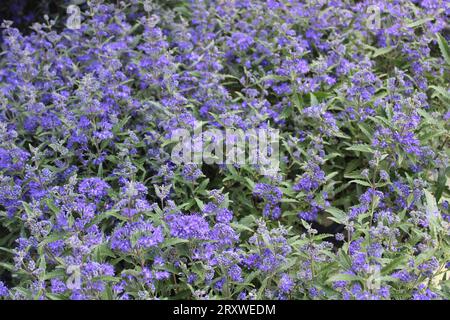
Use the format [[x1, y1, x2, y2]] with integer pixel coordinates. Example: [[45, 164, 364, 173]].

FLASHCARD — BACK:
[[0, 0, 449, 300]]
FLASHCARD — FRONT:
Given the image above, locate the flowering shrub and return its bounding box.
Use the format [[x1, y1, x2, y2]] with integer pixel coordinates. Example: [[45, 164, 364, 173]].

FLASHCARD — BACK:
[[0, 1, 70, 40], [0, 0, 449, 300]]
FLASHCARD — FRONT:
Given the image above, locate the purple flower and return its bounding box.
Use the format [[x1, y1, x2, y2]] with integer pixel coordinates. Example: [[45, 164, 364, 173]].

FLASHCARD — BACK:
[[182, 164, 203, 182], [279, 274, 294, 293], [50, 279, 67, 294], [228, 264, 243, 282], [0, 281, 9, 297], [78, 178, 110, 199], [216, 208, 233, 223], [111, 220, 164, 252], [166, 213, 209, 240], [253, 183, 282, 205]]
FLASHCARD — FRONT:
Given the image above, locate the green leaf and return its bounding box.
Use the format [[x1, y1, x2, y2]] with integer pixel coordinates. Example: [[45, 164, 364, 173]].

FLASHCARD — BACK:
[[407, 17, 434, 28], [0, 262, 14, 271], [327, 273, 362, 283], [372, 46, 394, 58], [230, 222, 253, 232], [244, 177, 255, 189], [310, 93, 318, 106], [194, 198, 204, 210], [162, 238, 189, 248], [435, 167, 448, 202], [430, 85, 450, 101], [263, 74, 290, 82], [0, 247, 14, 254], [424, 189, 438, 216], [437, 33, 450, 65], [424, 189, 441, 238], [324, 207, 347, 224], [291, 92, 303, 111], [105, 210, 128, 221], [381, 256, 407, 275], [46, 293, 64, 300], [349, 179, 373, 187], [345, 144, 374, 153], [45, 199, 60, 214], [357, 124, 373, 142]]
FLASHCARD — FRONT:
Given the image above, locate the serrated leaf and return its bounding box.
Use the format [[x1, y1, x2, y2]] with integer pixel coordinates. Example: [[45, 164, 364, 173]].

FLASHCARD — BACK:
[[372, 46, 394, 58], [345, 144, 374, 153], [325, 207, 347, 224], [437, 33, 450, 65], [349, 179, 373, 187]]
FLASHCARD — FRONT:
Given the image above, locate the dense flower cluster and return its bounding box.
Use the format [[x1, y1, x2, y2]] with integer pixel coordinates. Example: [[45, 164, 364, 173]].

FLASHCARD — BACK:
[[0, 0, 449, 300]]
